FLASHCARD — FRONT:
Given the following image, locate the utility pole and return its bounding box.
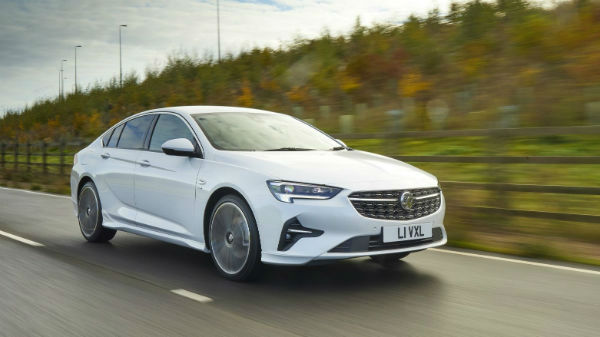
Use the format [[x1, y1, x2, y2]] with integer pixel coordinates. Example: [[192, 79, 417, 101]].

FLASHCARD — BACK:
[[74, 45, 82, 93], [217, 0, 221, 62], [119, 24, 127, 87]]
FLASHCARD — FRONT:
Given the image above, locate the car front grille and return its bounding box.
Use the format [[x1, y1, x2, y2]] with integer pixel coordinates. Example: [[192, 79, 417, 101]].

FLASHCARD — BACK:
[[348, 187, 441, 221]]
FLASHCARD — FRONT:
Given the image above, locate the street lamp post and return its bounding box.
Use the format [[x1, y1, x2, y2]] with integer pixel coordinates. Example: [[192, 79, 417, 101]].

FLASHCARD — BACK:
[[217, 0, 221, 62], [60, 59, 67, 100], [119, 24, 127, 87], [63, 77, 69, 96], [74, 45, 82, 93]]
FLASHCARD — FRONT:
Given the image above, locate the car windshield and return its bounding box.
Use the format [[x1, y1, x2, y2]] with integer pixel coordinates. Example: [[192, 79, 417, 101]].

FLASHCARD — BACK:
[[192, 112, 342, 151]]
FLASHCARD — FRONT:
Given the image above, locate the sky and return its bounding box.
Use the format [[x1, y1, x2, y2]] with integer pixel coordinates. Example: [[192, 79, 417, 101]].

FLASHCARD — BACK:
[[0, 0, 549, 114]]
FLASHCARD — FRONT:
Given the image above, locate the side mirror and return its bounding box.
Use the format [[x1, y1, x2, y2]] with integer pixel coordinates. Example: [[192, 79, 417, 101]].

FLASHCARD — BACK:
[[161, 138, 197, 157], [335, 139, 347, 147]]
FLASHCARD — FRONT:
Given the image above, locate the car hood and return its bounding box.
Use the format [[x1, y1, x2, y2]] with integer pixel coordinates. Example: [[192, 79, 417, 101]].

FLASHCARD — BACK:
[[214, 150, 438, 191]]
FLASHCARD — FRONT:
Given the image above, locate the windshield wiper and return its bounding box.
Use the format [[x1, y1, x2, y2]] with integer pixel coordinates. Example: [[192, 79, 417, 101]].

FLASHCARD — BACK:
[[330, 146, 347, 151], [266, 147, 316, 151]]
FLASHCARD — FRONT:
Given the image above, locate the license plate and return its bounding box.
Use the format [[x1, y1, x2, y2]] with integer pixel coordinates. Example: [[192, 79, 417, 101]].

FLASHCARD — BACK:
[[382, 223, 433, 243]]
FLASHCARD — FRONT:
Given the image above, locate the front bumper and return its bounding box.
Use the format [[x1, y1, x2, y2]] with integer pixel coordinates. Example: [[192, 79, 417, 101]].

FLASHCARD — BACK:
[[256, 189, 447, 265]]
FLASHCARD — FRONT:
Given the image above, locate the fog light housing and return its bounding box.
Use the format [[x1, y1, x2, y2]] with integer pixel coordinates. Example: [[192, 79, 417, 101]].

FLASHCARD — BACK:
[[277, 217, 323, 251]]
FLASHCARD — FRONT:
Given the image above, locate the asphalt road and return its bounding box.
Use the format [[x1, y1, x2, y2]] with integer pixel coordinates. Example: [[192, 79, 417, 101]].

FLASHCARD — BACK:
[[0, 187, 599, 337]]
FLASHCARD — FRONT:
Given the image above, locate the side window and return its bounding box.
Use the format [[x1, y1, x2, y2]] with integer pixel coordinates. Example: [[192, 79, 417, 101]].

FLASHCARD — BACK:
[[102, 129, 113, 147], [107, 124, 124, 148], [117, 115, 154, 150], [149, 114, 197, 152]]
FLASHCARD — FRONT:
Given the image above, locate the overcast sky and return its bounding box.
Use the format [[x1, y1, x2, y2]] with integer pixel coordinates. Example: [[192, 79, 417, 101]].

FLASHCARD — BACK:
[[0, 0, 551, 114]]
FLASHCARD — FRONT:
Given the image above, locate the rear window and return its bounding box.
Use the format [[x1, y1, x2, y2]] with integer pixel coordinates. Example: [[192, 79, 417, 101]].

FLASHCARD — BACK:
[[117, 115, 154, 150], [102, 129, 113, 147], [107, 124, 124, 148]]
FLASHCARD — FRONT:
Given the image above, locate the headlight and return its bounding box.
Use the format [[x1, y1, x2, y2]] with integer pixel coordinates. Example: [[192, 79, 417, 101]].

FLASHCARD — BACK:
[[267, 180, 342, 203]]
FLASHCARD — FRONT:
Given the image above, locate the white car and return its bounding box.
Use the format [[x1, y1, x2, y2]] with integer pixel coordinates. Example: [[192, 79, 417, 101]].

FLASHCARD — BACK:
[[71, 106, 447, 280]]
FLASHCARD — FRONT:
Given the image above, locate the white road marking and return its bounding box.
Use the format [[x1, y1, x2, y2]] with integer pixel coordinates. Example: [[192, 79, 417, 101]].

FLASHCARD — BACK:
[[430, 248, 600, 276], [171, 289, 213, 303], [0, 186, 71, 199], [0, 229, 44, 247]]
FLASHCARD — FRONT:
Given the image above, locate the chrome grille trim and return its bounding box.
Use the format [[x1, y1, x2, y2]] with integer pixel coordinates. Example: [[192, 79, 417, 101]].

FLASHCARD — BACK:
[[347, 197, 398, 202], [415, 192, 440, 200], [348, 187, 441, 221]]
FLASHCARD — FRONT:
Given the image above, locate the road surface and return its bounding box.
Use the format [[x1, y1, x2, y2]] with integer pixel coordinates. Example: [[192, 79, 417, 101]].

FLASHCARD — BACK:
[[0, 187, 599, 337]]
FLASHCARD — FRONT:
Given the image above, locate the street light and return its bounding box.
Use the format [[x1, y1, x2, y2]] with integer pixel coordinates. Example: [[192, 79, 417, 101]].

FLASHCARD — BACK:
[[119, 24, 127, 87], [60, 59, 67, 99], [217, 0, 221, 62], [74, 45, 82, 93]]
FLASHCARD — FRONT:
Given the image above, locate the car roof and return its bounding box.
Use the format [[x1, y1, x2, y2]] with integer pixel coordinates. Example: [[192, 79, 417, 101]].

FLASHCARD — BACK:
[[142, 106, 277, 115]]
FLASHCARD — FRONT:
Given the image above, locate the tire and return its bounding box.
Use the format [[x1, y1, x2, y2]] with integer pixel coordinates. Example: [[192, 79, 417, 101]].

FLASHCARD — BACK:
[[370, 252, 410, 264], [77, 181, 116, 243], [209, 194, 261, 281]]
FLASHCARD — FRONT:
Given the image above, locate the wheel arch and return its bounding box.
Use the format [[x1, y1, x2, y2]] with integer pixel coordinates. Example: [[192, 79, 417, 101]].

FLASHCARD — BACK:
[[76, 175, 94, 200], [203, 186, 256, 250]]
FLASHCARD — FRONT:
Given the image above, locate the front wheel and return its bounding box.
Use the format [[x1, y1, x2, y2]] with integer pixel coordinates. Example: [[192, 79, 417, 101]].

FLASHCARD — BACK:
[[77, 181, 116, 243], [209, 194, 261, 281]]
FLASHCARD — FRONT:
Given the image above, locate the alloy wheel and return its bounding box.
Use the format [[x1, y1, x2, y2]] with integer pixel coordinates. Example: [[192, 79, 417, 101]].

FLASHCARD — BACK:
[[210, 202, 251, 275], [78, 186, 99, 237]]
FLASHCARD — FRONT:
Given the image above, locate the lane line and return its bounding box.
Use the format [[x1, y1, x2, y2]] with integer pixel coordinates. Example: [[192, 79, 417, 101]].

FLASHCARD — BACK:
[[430, 248, 600, 276], [0, 186, 71, 199], [0, 229, 44, 247], [171, 289, 213, 303]]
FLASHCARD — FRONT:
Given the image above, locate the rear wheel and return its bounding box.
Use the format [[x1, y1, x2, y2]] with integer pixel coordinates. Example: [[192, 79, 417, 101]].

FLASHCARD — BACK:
[[209, 194, 261, 281], [78, 181, 116, 242], [370, 252, 410, 264]]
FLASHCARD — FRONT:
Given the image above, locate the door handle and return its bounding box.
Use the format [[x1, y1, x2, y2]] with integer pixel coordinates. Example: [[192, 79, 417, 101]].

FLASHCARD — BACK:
[[101, 152, 110, 159], [139, 159, 151, 167]]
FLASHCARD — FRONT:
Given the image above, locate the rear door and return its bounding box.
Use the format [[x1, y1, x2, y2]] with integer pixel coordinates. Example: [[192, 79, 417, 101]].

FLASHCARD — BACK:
[[96, 115, 155, 226], [133, 113, 203, 238]]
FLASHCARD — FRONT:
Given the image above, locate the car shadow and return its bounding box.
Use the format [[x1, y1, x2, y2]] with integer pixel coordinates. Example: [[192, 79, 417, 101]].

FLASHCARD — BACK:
[[259, 258, 440, 292], [78, 232, 441, 295]]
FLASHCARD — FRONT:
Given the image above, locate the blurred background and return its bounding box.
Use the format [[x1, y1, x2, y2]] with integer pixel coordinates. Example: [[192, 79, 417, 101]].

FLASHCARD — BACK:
[[0, 0, 599, 265]]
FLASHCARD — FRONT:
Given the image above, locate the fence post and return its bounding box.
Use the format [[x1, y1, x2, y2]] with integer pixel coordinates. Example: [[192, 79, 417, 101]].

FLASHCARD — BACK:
[[26, 141, 31, 172], [42, 141, 48, 174], [59, 141, 65, 175], [14, 142, 18, 171], [487, 130, 510, 230], [1, 143, 4, 169]]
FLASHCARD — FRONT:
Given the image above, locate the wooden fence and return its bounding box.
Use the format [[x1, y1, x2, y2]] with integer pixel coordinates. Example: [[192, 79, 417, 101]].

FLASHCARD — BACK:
[[1, 124, 599, 223], [334, 125, 600, 224], [0, 141, 82, 175]]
